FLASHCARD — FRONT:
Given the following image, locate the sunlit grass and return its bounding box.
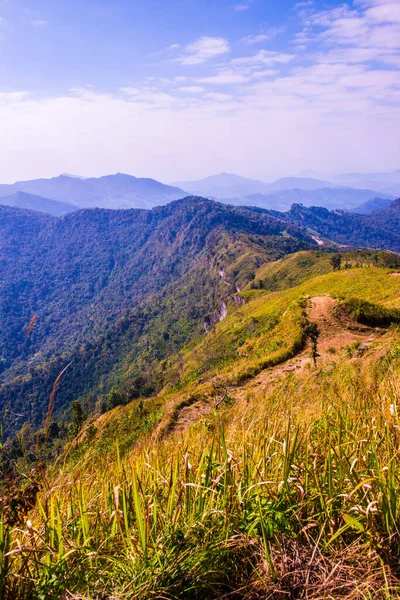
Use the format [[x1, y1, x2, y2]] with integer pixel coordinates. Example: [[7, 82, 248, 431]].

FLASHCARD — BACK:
[[2, 331, 400, 599]]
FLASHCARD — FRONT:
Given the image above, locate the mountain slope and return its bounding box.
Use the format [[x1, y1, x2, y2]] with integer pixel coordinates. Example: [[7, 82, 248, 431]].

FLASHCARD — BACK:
[[351, 197, 393, 214], [0, 191, 78, 216], [334, 169, 400, 196], [0, 198, 315, 437], [0, 173, 186, 209], [271, 198, 400, 251]]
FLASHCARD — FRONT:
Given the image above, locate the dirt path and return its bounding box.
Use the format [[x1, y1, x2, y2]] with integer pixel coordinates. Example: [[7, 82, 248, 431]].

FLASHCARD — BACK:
[[169, 296, 380, 435], [232, 295, 378, 401], [308, 295, 375, 357]]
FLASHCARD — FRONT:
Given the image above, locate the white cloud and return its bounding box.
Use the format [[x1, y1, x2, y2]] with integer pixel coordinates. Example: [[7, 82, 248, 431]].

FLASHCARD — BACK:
[[240, 33, 270, 45], [177, 37, 230, 65], [200, 71, 249, 84], [240, 28, 285, 45], [0, 91, 32, 104], [364, 2, 400, 24], [120, 87, 140, 95], [178, 86, 205, 94], [0, 84, 398, 184], [308, 1, 400, 50], [32, 19, 47, 26], [294, 1, 314, 8], [251, 69, 279, 78], [204, 92, 233, 101], [232, 50, 295, 66], [232, 4, 249, 11]]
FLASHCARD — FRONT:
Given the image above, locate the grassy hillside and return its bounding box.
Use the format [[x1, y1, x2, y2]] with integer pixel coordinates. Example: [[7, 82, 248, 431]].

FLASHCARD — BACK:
[[2, 252, 400, 599]]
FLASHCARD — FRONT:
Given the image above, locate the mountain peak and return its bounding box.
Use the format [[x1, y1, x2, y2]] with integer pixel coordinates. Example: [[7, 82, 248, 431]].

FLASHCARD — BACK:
[[60, 173, 87, 180]]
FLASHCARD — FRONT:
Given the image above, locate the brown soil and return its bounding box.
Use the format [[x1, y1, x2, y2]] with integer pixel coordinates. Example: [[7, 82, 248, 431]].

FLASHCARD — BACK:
[[168, 296, 381, 435], [233, 296, 378, 400]]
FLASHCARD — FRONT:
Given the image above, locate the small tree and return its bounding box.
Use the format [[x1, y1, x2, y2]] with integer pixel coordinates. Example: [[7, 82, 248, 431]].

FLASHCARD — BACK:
[[70, 401, 84, 436], [305, 322, 320, 367], [330, 254, 342, 271]]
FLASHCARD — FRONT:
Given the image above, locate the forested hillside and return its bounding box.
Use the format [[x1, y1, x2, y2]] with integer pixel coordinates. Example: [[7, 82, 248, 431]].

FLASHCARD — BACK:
[[272, 199, 400, 250], [0, 198, 314, 437]]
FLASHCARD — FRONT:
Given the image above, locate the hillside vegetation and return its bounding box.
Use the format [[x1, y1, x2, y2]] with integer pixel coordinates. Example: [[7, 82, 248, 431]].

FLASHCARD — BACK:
[[2, 252, 400, 599], [0, 198, 313, 438], [273, 199, 400, 251]]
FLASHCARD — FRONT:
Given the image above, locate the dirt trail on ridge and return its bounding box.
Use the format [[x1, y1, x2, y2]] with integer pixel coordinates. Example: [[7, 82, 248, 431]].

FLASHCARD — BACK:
[[232, 295, 378, 401], [168, 295, 380, 435]]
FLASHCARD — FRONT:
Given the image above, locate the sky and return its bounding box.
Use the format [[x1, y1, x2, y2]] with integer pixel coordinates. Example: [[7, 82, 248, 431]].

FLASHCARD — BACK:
[[0, 0, 399, 184]]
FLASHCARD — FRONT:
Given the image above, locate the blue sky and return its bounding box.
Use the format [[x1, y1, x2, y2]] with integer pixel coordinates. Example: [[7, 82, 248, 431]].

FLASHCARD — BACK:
[[0, 0, 399, 183]]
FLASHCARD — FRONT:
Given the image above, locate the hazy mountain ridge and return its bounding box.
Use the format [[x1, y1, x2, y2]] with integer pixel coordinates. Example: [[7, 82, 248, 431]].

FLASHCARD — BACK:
[[0, 171, 396, 214], [0, 191, 78, 216], [351, 197, 393, 214], [333, 169, 400, 196], [0, 173, 186, 210], [225, 187, 392, 212], [174, 172, 393, 211], [174, 172, 338, 198]]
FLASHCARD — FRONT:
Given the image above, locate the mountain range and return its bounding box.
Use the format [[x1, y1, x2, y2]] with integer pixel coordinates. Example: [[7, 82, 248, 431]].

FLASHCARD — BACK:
[[174, 172, 395, 211], [174, 173, 338, 197], [0, 173, 186, 213], [0, 170, 397, 216], [332, 169, 400, 197]]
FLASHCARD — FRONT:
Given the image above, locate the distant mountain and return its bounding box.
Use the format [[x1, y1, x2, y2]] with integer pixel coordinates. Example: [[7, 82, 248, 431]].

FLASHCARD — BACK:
[[273, 187, 393, 210], [0, 191, 78, 216], [333, 170, 400, 197], [267, 177, 336, 192], [351, 197, 393, 215], [223, 187, 393, 212], [174, 173, 337, 199], [60, 173, 87, 180], [174, 172, 391, 210], [173, 172, 273, 198], [272, 198, 400, 251], [224, 193, 290, 211], [0, 173, 186, 210]]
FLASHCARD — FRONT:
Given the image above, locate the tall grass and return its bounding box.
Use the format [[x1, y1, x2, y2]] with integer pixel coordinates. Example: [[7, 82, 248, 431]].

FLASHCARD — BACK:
[[2, 334, 400, 599]]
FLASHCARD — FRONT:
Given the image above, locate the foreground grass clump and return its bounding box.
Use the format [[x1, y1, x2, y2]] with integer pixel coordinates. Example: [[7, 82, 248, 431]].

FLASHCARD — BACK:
[[2, 335, 400, 599]]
